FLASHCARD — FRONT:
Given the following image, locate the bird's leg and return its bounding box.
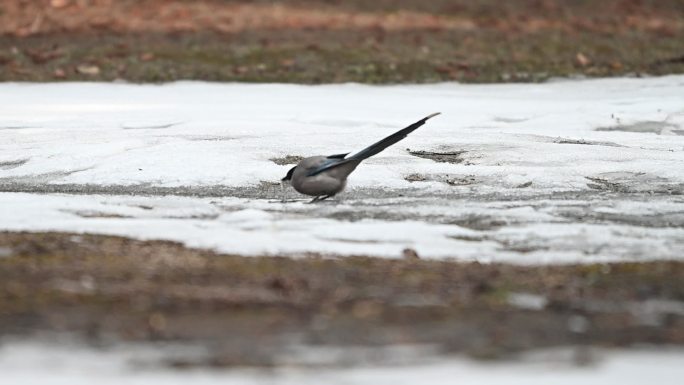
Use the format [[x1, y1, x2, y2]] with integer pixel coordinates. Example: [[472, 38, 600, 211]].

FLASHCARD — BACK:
[[308, 194, 335, 204], [280, 180, 287, 203]]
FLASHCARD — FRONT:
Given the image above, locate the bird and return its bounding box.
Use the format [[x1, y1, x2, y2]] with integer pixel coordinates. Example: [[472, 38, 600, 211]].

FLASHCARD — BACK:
[[282, 112, 440, 202]]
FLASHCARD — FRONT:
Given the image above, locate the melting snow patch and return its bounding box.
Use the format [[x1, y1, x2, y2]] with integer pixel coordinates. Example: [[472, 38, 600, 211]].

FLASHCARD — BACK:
[[1, 77, 684, 262], [0, 340, 683, 385]]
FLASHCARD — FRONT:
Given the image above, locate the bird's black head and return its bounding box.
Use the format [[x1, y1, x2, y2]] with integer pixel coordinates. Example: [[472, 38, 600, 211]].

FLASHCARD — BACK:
[[282, 166, 296, 182]]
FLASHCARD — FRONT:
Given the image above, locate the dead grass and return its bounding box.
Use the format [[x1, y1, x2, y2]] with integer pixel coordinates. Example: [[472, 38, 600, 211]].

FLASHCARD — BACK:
[[1, 0, 683, 83]]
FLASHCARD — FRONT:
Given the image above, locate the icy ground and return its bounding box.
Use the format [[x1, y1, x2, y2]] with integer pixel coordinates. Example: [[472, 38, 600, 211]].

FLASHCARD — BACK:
[[1, 340, 683, 385], [1, 77, 684, 262]]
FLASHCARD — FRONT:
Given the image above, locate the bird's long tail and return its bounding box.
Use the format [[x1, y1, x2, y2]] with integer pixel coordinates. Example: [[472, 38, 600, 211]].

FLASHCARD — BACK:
[[347, 112, 440, 161]]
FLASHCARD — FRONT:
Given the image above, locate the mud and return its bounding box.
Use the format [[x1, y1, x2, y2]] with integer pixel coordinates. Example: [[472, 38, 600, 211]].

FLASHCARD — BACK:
[[270, 155, 305, 166], [407, 150, 468, 164], [0, 231, 682, 368], [586, 172, 684, 195]]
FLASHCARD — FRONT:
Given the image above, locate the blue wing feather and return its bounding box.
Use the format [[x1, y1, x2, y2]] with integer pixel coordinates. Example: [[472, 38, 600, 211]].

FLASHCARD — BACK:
[[305, 113, 440, 178], [306, 158, 354, 177]]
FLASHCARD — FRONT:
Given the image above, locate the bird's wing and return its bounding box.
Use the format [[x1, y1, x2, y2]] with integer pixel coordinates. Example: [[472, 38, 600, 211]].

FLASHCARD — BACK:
[[305, 157, 356, 177], [347, 112, 440, 161], [305, 113, 440, 177], [327, 153, 349, 159]]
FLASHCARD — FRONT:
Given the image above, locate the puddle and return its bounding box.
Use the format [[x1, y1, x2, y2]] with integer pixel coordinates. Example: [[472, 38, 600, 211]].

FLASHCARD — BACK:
[[0, 158, 29, 170], [498, 240, 550, 254], [318, 237, 386, 244], [61, 210, 133, 219], [175, 135, 238, 142], [493, 116, 531, 123], [405, 173, 429, 182], [596, 121, 678, 135], [586, 172, 684, 194], [121, 122, 183, 130], [448, 234, 488, 242], [555, 209, 684, 228], [0, 169, 92, 184], [553, 138, 625, 147], [446, 214, 508, 231], [445, 175, 478, 186], [408, 150, 467, 164], [404, 173, 477, 186]]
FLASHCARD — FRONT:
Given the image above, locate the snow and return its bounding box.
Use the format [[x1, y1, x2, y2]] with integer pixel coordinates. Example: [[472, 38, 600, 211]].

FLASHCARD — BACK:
[[1, 77, 684, 262], [1, 340, 683, 385]]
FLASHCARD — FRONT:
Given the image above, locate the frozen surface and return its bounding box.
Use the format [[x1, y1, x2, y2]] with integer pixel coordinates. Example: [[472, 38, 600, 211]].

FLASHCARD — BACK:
[[1, 77, 684, 262], [1, 340, 683, 385]]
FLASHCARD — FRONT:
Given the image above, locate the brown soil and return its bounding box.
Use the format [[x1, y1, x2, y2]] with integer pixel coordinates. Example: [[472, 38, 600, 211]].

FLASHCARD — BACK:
[[3, 1, 682, 36], [1, 0, 683, 83], [1, 231, 682, 367]]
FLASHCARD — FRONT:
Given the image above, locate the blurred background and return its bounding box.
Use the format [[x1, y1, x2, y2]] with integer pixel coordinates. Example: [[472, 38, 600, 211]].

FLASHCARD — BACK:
[[1, 0, 683, 83]]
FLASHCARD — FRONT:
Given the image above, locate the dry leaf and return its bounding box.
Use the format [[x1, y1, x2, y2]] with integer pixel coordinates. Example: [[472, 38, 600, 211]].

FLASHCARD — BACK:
[[76, 64, 100, 75], [575, 52, 590, 67], [139, 53, 155, 62], [24, 48, 63, 64], [50, 0, 71, 8], [279, 58, 295, 67], [402, 248, 420, 260]]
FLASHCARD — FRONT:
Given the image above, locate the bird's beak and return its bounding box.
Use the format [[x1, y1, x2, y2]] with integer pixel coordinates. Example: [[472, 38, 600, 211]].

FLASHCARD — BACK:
[[282, 166, 296, 182]]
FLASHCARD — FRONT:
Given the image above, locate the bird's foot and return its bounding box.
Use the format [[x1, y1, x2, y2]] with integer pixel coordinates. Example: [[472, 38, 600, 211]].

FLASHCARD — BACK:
[[308, 194, 334, 204]]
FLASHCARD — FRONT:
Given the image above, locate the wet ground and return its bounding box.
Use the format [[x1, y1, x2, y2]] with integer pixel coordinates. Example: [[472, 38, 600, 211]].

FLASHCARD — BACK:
[[1, 231, 683, 368]]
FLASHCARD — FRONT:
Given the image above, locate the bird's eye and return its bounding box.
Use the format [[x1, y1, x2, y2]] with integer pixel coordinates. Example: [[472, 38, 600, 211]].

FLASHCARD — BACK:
[[282, 166, 296, 181]]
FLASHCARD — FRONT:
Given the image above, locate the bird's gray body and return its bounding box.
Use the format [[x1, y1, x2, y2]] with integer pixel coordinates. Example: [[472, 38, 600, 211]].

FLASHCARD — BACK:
[[290, 156, 361, 196], [283, 113, 440, 202]]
